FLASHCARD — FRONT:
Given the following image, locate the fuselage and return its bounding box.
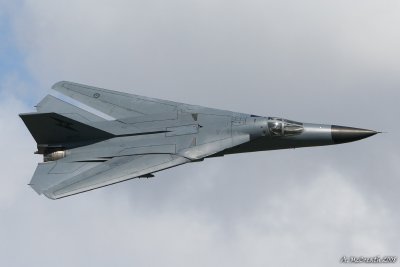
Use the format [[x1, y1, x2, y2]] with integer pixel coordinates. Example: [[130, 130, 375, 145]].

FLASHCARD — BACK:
[[41, 112, 377, 162]]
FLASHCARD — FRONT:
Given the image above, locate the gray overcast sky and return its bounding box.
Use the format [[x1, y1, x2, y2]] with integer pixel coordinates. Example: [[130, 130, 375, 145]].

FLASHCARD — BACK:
[[0, 0, 399, 266]]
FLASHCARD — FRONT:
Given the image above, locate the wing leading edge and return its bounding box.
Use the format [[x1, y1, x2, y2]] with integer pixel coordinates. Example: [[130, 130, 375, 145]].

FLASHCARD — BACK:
[[52, 81, 180, 119]]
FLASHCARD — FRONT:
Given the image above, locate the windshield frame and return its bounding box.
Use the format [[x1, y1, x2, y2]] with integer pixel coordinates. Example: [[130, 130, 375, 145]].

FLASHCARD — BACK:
[[267, 117, 304, 137]]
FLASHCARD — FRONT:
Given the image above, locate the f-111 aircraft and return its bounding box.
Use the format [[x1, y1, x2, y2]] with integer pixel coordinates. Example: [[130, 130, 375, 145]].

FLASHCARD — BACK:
[[20, 81, 378, 199]]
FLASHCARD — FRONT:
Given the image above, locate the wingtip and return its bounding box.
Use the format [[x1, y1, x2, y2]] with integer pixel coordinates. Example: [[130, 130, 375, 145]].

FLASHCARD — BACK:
[[51, 81, 68, 90], [52, 80, 82, 90], [43, 191, 58, 200]]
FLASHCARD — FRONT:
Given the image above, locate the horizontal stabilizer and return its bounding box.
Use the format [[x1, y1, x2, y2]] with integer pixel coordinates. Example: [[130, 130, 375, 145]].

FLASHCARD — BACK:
[[19, 112, 113, 146], [30, 161, 101, 195], [36, 95, 106, 123]]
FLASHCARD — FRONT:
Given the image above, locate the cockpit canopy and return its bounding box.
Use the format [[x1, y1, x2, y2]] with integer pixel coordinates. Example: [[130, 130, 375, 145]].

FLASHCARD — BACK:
[[268, 117, 304, 137]]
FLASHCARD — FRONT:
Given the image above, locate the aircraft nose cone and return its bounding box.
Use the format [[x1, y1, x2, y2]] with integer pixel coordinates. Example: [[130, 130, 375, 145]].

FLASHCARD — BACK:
[[331, 125, 378, 144]]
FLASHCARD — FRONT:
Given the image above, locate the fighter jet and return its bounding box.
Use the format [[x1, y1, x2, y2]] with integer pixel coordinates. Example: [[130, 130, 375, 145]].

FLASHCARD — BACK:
[[20, 81, 378, 199]]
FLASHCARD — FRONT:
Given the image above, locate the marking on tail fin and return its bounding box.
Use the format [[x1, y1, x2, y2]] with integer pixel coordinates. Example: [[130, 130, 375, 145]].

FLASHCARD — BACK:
[[51, 117, 79, 132]]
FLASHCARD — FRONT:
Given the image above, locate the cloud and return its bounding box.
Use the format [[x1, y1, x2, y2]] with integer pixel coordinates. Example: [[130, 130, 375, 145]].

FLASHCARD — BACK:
[[230, 170, 396, 266], [0, 79, 36, 206]]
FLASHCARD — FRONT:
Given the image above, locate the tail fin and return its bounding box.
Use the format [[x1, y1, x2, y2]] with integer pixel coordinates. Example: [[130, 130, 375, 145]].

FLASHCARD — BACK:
[[19, 112, 114, 147]]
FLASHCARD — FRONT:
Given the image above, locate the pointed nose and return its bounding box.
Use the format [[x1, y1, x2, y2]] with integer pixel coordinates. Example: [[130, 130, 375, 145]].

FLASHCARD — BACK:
[[331, 125, 378, 144]]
